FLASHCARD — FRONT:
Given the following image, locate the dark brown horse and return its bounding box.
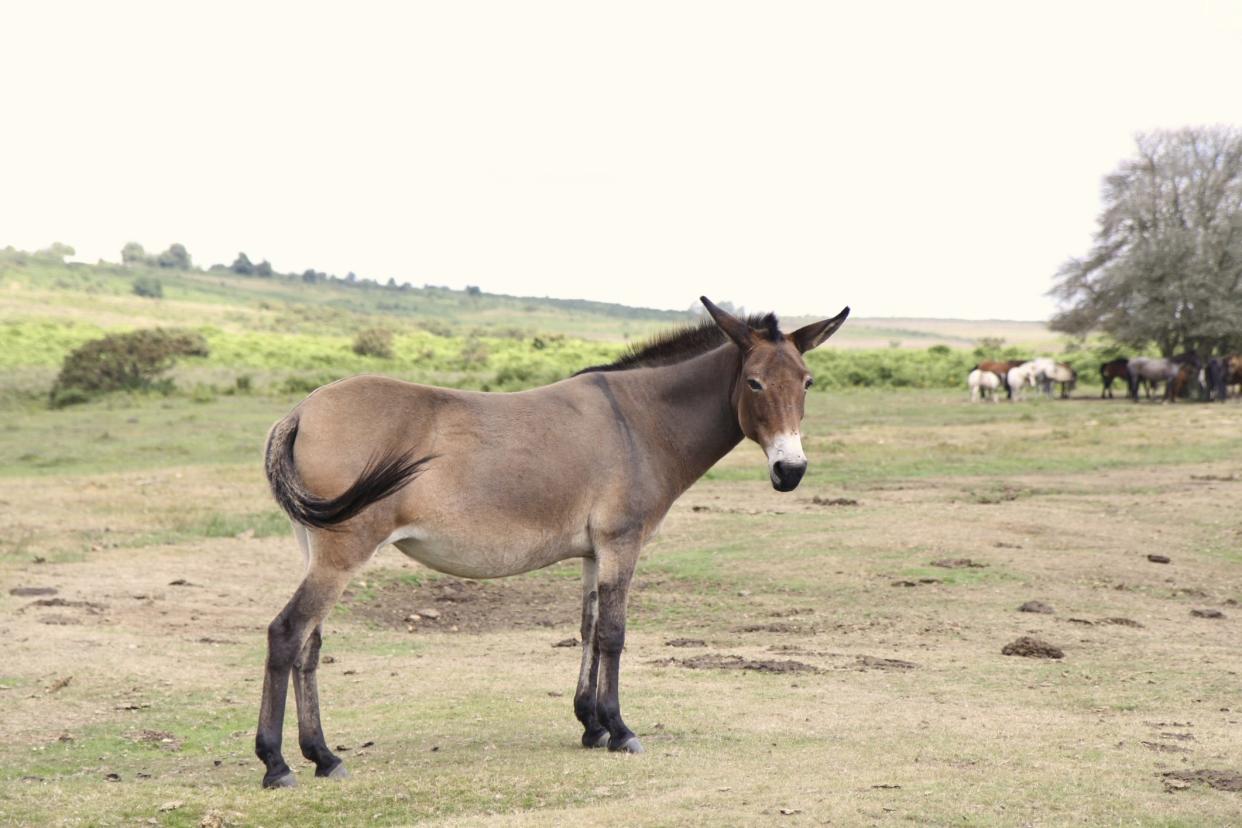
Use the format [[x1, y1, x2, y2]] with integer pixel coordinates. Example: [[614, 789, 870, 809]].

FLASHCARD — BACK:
[[1099, 357, 1129, 399]]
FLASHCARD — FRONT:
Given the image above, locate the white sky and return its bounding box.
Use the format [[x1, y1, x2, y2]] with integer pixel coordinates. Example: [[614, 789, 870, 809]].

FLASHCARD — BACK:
[[2, 1, 1240, 320]]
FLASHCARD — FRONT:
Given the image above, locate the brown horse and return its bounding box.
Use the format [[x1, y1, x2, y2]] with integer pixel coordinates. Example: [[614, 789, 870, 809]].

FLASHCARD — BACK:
[[253, 297, 849, 788], [975, 360, 1026, 399], [1099, 357, 1130, 399]]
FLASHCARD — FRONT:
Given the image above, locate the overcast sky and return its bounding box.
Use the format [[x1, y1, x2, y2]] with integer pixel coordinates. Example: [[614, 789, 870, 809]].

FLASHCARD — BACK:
[[3, 1, 1240, 320]]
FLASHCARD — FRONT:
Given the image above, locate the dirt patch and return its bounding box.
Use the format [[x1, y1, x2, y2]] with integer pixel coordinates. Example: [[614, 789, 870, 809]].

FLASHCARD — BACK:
[[735, 622, 815, 634], [129, 730, 182, 751], [1001, 637, 1064, 659], [18, 597, 106, 615], [650, 653, 819, 674], [1161, 770, 1242, 792], [1102, 617, 1144, 628], [931, 558, 987, 569], [346, 575, 580, 634], [854, 656, 917, 671], [665, 638, 707, 648], [891, 579, 940, 587], [9, 587, 57, 597], [551, 638, 578, 648], [1142, 740, 1190, 754], [1018, 600, 1054, 614], [1191, 609, 1225, 619], [811, 496, 859, 507]]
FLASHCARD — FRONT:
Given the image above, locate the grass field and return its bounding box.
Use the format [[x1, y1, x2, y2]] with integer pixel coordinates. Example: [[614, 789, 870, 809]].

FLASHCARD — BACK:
[[3, 387, 1242, 826]]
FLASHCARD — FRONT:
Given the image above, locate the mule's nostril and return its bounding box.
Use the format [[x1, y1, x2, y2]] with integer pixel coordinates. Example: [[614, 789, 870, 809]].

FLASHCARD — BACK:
[[772, 460, 807, 491]]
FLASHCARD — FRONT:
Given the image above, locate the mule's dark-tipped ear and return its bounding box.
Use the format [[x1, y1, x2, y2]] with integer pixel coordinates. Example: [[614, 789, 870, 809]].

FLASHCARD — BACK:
[[792, 306, 850, 353], [700, 296, 755, 351]]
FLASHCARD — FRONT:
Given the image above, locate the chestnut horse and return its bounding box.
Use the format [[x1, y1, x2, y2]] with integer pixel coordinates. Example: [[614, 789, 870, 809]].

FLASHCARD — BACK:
[[253, 297, 849, 788]]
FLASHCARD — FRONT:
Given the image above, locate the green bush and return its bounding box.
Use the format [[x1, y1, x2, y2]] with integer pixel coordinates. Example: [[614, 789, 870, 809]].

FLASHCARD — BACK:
[[49, 328, 209, 407], [352, 327, 394, 358], [132, 275, 163, 298]]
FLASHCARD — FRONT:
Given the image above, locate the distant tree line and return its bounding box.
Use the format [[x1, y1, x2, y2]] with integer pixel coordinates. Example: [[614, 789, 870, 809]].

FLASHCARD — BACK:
[[1051, 126, 1242, 357]]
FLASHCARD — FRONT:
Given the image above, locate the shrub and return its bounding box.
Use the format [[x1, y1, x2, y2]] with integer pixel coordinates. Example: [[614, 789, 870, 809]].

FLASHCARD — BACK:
[[352, 327, 394, 358], [132, 275, 163, 298], [49, 328, 209, 407]]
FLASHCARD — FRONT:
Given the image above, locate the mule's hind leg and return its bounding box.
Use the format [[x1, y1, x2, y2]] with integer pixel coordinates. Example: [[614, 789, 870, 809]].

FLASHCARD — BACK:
[[255, 532, 369, 788], [293, 624, 348, 778], [573, 557, 608, 748]]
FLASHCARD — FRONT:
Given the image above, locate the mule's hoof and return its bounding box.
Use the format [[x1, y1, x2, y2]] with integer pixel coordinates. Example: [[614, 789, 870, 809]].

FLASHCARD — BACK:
[[263, 771, 297, 789], [611, 736, 644, 754], [319, 763, 349, 780], [584, 730, 610, 749]]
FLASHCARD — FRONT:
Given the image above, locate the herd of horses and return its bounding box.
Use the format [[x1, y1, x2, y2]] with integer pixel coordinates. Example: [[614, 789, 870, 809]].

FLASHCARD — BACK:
[[970, 354, 1242, 403]]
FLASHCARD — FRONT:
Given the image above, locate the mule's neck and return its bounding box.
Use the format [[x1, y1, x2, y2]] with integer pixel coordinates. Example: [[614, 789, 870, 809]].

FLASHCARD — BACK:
[[602, 344, 745, 496]]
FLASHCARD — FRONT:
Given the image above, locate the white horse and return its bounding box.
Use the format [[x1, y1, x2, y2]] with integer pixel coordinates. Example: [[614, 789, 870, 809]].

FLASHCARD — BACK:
[[1006, 362, 1041, 401], [968, 368, 1001, 403], [1029, 357, 1077, 398]]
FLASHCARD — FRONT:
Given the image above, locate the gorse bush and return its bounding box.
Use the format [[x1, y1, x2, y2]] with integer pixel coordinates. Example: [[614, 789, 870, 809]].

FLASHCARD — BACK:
[[50, 328, 209, 407], [131, 275, 163, 298], [352, 327, 394, 358]]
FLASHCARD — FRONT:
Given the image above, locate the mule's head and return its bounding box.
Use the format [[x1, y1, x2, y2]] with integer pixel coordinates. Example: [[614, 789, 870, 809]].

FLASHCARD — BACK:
[[700, 296, 849, 492]]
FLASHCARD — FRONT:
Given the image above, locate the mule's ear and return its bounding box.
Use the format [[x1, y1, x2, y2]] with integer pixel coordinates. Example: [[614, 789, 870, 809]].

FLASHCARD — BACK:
[[792, 306, 850, 353], [700, 296, 755, 351]]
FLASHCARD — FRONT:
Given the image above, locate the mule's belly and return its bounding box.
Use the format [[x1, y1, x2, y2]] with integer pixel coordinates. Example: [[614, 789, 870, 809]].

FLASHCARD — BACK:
[[390, 525, 592, 579]]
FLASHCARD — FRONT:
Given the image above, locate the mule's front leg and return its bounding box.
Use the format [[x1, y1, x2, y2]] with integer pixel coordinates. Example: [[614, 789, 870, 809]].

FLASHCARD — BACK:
[[573, 557, 608, 748], [594, 549, 642, 754]]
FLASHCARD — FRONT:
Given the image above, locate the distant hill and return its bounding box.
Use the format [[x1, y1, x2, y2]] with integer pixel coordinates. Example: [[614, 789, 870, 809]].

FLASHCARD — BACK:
[[1, 248, 1054, 349]]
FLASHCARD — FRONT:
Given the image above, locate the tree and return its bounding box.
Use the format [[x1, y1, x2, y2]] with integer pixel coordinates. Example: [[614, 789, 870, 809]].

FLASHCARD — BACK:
[[37, 242, 75, 263], [156, 243, 192, 270], [255, 259, 273, 277], [1050, 127, 1242, 356], [231, 252, 255, 275], [121, 242, 147, 266]]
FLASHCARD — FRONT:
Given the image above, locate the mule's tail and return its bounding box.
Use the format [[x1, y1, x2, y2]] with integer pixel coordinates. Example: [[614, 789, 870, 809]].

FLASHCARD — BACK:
[[264, 414, 434, 531]]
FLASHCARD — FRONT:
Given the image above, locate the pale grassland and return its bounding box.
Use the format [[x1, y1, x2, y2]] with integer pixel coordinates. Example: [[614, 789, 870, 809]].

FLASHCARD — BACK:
[[2, 390, 1242, 826]]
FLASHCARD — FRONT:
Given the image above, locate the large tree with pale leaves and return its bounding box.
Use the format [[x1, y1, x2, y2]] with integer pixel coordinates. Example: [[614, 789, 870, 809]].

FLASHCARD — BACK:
[[1050, 127, 1242, 356]]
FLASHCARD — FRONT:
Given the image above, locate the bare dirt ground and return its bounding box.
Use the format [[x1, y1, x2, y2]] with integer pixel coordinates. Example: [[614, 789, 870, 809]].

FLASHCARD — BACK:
[[3, 392, 1242, 826]]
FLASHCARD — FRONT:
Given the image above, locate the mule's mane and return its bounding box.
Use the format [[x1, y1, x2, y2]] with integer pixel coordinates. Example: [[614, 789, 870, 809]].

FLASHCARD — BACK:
[[575, 312, 781, 375]]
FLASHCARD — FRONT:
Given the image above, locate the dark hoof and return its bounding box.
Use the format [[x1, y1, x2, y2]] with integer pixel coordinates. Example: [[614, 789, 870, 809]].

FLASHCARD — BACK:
[[317, 763, 349, 780], [583, 730, 610, 749], [610, 736, 644, 754], [262, 770, 297, 789]]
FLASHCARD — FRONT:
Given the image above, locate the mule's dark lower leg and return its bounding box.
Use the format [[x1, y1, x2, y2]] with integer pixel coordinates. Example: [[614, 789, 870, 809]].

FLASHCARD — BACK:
[[574, 558, 608, 747], [292, 625, 346, 777], [595, 578, 641, 753], [256, 567, 352, 788]]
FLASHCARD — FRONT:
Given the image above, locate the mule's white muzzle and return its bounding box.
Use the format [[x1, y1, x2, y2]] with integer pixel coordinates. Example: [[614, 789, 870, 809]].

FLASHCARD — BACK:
[[764, 432, 807, 491]]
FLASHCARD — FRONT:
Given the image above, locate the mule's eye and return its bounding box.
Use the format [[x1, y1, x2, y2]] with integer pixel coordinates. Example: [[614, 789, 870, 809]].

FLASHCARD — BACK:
[[804, 377, 814, 390], [746, 378, 764, 392]]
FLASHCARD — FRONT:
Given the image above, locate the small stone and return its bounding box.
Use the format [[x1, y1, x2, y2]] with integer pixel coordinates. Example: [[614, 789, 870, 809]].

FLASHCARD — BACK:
[[1018, 600, 1054, 614], [1147, 554, 1171, 564], [1191, 609, 1225, 619], [158, 800, 183, 812], [417, 608, 441, 619]]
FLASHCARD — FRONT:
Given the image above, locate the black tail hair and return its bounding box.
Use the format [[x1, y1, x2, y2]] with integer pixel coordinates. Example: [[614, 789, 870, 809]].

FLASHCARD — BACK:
[[264, 415, 433, 530]]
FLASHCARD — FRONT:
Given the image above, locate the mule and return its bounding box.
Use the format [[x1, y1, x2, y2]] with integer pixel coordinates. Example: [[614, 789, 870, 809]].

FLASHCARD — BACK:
[[968, 368, 1001, 403], [1127, 354, 1200, 403], [253, 297, 849, 788]]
